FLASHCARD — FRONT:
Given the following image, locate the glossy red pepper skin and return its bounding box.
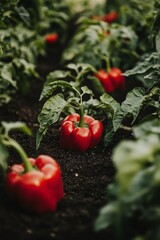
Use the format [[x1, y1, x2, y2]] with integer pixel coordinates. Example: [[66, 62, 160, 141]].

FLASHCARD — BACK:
[[45, 33, 58, 44], [95, 69, 115, 92], [109, 68, 125, 90], [6, 155, 64, 213], [60, 114, 103, 152], [95, 68, 125, 92]]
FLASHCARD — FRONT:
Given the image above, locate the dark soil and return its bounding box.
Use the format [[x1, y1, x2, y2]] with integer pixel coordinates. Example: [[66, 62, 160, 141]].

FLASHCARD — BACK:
[[0, 49, 131, 240]]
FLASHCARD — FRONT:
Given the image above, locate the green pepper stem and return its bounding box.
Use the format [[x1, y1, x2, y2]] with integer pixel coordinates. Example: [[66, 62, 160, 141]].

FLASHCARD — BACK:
[[105, 56, 111, 72], [79, 104, 84, 127], [8, 139, 33, 172], [72, 87, 85, 128]]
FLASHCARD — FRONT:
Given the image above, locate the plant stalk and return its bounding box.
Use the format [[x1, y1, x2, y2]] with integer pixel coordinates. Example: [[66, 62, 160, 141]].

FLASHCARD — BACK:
[[8, 139, 33, 172]]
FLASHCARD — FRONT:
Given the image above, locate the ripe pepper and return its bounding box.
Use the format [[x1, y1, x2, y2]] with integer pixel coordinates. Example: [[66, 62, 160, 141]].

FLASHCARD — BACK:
[[45, 33, 58, 44], [6, 155, 64, 213], [95, 69, 115, 92], [60, 113, 103, 152], [91, 11, 118, 23], [109, 67, 125, 90], [102, 11, 118, 23], [95, 67, 125, 92]]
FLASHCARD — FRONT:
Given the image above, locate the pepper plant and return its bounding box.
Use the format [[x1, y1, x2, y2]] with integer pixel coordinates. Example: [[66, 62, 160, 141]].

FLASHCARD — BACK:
[[36, 66, 104, 151], [0, 0, 73, 106], [95, 117, 160, 240], [0, 121, 64, 213], [62, 16, 138, 71]]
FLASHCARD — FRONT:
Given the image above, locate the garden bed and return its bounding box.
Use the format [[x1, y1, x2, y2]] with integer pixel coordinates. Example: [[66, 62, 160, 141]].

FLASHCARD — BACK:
[[0, 52, 133, 239], [1, 1, 159, 240], [0, 58, 120, 240]]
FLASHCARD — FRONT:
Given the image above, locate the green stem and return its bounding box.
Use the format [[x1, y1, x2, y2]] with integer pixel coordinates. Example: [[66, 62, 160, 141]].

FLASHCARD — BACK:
[[72, 87, 85, 128], [79, 105, 84, 127], [35, 0, 43, 20], [120, 125, 132, 132], [8, 139, 32, 172], [105, 56, 111, 72], [79, 96, 84, 127]]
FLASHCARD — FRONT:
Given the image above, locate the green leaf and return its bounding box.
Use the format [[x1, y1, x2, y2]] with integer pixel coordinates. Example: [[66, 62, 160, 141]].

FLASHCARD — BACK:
[[100, 93, 120, 116], [113, 136, 160, 192], [123, 53, 159, 77], [95, 202, 119, 231], [0, 143, 8, 172], [67, 63, 96, 73], [87, 76, 105, 95], [120, 87, 146, 124], [1, 63, 17, 88], [36, 94, 68, 149], [0, 94, 11, 106], [1, 122, 32, 135], [123, 167, 154, 203], [81, 86, 93, 96], [100, 93, 121, 131], [133, 118, 160, 139], [15, 6, 30, 27], [39, 71, 71, 100], [103, 121, 115, 147]]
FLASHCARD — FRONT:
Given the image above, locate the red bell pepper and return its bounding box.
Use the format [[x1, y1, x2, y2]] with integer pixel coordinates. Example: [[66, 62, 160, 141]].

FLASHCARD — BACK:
[[91, 11, 118, 23], [6, 155, 64, 213], [95, 67, 125, 92], [95, 69, 115, 92], [109, 67, 125, 90], [60, 113, 103, 152], [0, 123, 64, 213], [102, 11, 118, 23], [45, 33, 58, 44]]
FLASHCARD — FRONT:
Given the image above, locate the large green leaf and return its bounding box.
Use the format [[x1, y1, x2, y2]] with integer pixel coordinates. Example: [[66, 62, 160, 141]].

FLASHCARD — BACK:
[[39, 72, 73, 100], [124, 53, 159, 77], [133, 118, 160, 139], [36, 94, 68, 149], [15, 6, 31, 27], [120, 87, 146, 123]]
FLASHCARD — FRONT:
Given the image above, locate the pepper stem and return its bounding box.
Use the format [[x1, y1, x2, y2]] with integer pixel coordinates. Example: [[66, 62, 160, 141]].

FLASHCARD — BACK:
[[8, 139, 33, 172], [79, 96, 85, 127], [105, 56, 111, 72], [79, 105, 84, 127]]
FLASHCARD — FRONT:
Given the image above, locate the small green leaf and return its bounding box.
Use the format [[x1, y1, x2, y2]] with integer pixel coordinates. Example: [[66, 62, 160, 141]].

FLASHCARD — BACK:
[[81, 86, 93, 96], [67, 63, 96, 74]]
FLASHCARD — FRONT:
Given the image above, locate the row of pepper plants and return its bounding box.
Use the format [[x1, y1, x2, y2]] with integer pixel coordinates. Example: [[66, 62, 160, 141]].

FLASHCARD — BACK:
[[0, 0, 73, 212], [0, 0, 160, 239]]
